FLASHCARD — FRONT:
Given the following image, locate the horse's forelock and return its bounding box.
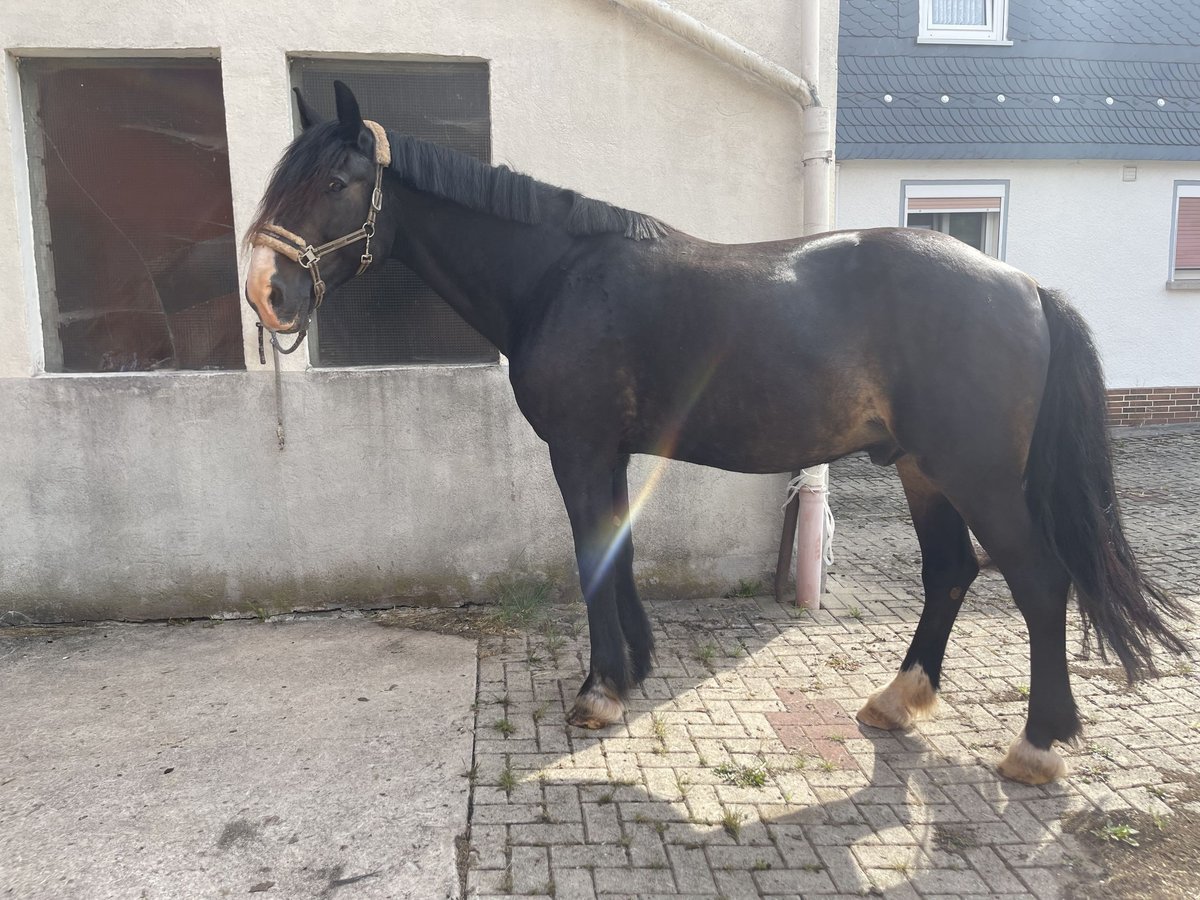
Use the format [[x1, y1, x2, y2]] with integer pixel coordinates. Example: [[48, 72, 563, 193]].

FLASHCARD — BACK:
[[243, 122, 352, 251]]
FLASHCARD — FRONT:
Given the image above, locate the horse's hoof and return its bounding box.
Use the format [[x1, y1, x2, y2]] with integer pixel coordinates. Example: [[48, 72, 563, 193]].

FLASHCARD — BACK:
[[856, 666, 936, 731], [566, 682, 624, 729], [997, 730, 1067, 785]]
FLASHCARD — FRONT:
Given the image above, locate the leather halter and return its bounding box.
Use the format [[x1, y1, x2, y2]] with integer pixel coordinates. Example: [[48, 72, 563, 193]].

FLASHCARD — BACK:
[[250, 120, 392, 356]]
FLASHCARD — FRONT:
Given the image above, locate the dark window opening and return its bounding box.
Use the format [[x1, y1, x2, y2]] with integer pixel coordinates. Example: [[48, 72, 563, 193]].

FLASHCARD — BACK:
[[290, 57, 497, 367], [21, 57, 243, 373], [907, 211, 997, 256]]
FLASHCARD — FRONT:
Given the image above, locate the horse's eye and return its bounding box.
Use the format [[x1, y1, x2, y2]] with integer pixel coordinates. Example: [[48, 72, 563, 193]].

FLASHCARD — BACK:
[[328, 180, 345, 193]]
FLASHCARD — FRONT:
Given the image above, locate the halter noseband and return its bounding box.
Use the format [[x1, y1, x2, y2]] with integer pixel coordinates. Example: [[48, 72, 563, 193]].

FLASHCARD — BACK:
[[250, 120, 392, 357]]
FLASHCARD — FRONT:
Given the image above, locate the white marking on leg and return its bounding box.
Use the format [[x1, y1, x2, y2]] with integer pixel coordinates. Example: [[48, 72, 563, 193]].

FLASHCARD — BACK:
[[857, 664, 937, 730], [567, 681, 624, 729], [997, 729, 1067, 784]]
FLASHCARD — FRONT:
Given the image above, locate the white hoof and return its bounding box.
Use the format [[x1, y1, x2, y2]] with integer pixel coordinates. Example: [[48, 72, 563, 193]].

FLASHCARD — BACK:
[[567, 681, 624, 729], [997, 730, 1067, 785], [857, 665, 937, 731]]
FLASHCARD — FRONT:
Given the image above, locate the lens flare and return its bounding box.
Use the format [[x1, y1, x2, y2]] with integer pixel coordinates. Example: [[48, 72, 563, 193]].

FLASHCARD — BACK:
[[586, 350, 729, 598]]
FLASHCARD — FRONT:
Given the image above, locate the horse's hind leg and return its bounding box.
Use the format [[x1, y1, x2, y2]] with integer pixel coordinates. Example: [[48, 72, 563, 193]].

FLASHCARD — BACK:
[[949, 481, 1079, 784], [858, 457, 979, 730], [549, 443, 631, 729], [612, 456, 654, 683]]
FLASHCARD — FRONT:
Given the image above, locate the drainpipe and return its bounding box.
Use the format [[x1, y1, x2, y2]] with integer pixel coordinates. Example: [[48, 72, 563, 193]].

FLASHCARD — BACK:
[[605, 0, 834, 608], [606, 0, 816, 108], [794, 0, 835, 610]]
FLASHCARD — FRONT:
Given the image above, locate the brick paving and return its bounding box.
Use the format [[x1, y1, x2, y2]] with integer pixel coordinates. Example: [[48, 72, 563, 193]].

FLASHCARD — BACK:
[[464, 427, 1200, 899]]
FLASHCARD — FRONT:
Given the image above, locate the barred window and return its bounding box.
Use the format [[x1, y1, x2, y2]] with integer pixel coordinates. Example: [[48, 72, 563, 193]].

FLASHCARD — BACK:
[[290, 57, 497, 367], [20, 57, 243, 373]]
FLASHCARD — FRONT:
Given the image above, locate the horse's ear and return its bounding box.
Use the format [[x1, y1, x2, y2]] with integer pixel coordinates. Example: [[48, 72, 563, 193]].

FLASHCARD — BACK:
[[333, 80, 362, 136], [293, 88, 320, 131]]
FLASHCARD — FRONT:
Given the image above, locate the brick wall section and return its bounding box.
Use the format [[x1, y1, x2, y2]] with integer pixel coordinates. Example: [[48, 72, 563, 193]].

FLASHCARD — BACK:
[[1106, 386, 1200, 426]]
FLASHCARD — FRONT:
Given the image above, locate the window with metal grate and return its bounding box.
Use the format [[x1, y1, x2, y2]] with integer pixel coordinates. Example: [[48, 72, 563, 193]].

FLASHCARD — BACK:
[[290, 57, 498, 367], [20, 57, 243, 373]]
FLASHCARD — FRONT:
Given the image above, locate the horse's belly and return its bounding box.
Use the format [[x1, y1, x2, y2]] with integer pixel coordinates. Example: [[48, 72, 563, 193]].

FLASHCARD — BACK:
[[625, 386, 886, 475]]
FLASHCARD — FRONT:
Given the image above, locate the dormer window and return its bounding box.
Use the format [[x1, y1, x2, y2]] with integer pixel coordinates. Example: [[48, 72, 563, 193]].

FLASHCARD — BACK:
[[919, 0, 1012, 45]]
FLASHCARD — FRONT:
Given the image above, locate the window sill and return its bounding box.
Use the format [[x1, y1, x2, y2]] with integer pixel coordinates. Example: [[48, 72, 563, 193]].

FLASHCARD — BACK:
[[307, 361, 503, 373], [1166, 280, 1200, 292], [34, 368, 247, 379], [917, 36, 1013, 46]]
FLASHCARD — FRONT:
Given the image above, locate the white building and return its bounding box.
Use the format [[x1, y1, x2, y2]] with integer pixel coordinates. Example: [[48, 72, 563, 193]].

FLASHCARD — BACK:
[[0, 1, 838, 620]]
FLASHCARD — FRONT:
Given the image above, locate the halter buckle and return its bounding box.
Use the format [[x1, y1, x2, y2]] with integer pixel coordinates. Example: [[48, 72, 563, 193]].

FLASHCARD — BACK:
[[371, 187, 383, 212], [297, 246, 320, 269]]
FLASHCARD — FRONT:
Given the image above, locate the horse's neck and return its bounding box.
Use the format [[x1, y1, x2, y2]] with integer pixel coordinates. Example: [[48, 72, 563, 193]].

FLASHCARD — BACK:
[[386, 184, 572, 355]]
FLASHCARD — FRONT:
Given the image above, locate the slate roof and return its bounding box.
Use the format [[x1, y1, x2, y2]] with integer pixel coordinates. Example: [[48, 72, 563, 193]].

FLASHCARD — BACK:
[[838, 0, 1200, 160]]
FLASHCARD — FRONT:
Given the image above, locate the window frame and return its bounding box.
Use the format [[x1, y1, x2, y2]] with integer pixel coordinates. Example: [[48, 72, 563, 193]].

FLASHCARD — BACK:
[[286, 54, 500, 370], [1168, 181, 1200, 290], [15, 52, 244, 376], [917, 0, 1012, 46], [899, 180, 1010, 260]]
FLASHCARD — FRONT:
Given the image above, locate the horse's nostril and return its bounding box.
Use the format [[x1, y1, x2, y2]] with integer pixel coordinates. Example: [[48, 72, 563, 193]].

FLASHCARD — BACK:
[[268, 284, 284, 311]]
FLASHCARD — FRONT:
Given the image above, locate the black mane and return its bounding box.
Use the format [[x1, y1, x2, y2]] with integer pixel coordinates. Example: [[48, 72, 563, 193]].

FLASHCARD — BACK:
[[247, 123, 671, 246], [389, 134, 671, 241]]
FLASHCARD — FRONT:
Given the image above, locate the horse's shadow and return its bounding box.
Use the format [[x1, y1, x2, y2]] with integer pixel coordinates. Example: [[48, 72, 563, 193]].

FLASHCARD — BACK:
[[470, 593, 1090, 897]]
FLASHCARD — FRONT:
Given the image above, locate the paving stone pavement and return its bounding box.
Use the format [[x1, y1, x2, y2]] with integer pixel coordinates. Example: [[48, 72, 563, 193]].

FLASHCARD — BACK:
[[464, 428, 1200, 899]]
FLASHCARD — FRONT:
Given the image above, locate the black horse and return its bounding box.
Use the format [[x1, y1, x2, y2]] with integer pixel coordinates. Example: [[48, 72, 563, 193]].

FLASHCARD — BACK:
[[244, 82, 1187, 784]]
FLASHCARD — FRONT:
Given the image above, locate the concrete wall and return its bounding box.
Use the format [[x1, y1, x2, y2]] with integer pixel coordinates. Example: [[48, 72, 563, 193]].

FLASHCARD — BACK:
[[836, 159, 1200, 388], [0, 0, 839, 621]]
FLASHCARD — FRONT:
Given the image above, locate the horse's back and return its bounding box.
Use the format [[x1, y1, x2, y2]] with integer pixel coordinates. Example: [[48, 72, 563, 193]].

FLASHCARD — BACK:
[[513, 226, 1050, 473]]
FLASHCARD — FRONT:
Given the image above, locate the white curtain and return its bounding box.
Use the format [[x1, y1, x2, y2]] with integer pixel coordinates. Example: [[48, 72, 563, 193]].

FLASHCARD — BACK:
[[932, 0, 988, 25]]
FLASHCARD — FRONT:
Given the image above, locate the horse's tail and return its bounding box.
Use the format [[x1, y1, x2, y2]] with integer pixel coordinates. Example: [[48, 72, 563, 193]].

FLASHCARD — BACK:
[[1025, 286, 1190, 680]]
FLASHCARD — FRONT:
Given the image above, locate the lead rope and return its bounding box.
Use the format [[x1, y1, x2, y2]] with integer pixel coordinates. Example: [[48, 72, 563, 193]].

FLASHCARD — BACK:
[[271, 338, 286, 450], [257, 323, 294, 450]]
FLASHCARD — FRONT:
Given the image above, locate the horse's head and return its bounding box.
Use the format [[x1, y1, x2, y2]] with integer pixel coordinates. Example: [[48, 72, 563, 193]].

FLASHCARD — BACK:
[[244, 81, 392, 334]]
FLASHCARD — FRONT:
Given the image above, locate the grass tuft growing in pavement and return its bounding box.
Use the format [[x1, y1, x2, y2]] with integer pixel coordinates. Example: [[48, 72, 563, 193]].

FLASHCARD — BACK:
[[498, 756, 517, 794], [1096, 821, 1140, 847], [714, 761, 768, 788], [722, 809, 747, 840], [724, 578, 764, 599], [489, 578, 553, 630]]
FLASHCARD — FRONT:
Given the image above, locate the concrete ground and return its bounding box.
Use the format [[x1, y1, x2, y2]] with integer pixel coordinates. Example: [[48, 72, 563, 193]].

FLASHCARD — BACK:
[[0, 620, 476, 899], [464, 428, 1200, 899]]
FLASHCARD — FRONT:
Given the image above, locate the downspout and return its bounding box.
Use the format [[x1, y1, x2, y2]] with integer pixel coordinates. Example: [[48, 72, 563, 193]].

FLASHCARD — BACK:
[[606, 0, 835, 607], [605, 0, 816, 108], [795, 0, 835, 610]]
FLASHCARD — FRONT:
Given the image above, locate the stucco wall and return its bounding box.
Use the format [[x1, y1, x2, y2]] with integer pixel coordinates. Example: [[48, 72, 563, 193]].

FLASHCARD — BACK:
[[0, 0, 838, 621], [836, 159, 1200, 388]]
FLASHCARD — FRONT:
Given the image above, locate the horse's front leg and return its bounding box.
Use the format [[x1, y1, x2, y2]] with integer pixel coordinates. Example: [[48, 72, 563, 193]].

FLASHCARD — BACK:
[[549, 443, 630, 728], [612, 455, 654, 684]]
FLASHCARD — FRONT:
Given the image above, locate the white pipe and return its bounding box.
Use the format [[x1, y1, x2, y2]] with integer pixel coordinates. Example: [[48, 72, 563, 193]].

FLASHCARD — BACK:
[[796, 0, 835, 609], [607, 0, 817, 108], [801, 106, 833, 235], [799, 0, 833, 235]]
